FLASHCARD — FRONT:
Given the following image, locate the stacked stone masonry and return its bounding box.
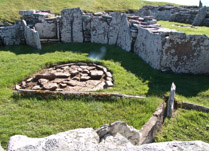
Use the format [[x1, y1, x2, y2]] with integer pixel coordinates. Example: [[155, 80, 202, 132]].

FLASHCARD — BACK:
[[0, 6, 209, 74]]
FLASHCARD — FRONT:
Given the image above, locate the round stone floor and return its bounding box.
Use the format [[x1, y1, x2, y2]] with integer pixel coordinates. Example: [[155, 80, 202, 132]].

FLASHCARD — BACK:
[[16, 62, 113, 92]]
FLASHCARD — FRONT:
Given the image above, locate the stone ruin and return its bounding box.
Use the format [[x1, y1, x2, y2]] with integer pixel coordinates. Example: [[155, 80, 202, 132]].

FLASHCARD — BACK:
[[15, 62, 113, 92], [0, 6, 209, 74]]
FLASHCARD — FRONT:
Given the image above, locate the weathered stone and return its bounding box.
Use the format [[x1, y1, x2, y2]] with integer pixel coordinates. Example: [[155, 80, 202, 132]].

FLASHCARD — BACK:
[[35, 21, 57, 39], [21, 81, 27, 88], [134, 27, 164, 70], [26, 78, 33, 83], [106, 81, 113, 87], [167, 83, 176, 118], [117, 14, 132, 52], [60, 83, 67, 88], [0, 23, 22, 46], [90, 70, 104, 79], [54, 72, 70, 78], [100, 133, 133, 147], [106, 72, 112, 78], [42, 83, 58, 91], [19, 10, 35, 16], [34, 73, 56, 80], [32, 85, 41, 90], [61, 7, 83, 43], [108, 12, 122, 45], [38, 79, 49, 86], [22, 20, 41, 50], [192, 7, 207, 26], [7, 128, 100, 151], [15, 85, 21, 90], [97, 121, 141, 145], [91, 16, 109, 44], [80, 74, 91, 81], [67, 80, 77, 86]]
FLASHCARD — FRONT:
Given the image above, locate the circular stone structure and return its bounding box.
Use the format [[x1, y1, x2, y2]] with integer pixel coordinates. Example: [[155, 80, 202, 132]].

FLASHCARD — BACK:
[[16, 62, 113, 92]]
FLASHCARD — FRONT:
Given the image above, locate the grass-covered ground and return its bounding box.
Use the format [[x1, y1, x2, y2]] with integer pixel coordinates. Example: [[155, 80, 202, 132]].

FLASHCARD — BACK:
[[0, 0, 175, 22], [0, 43, 209, 149], [158, 21, 209, 36], [156, 109, 209, 142]]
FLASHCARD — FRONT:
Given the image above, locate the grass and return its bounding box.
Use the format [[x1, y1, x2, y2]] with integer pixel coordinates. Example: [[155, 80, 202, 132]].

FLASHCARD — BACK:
[[0, 0, 176, 22], [158, 21, 209, 36], [155, 109, 209, 143], [0, 43, 209, 149]]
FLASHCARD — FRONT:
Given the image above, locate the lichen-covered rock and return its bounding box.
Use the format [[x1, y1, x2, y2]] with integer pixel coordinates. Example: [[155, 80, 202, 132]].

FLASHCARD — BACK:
[[161, 33, 209, 74], [108, 12, 122, 45], [97, 121, 141, 145], [0, 23, 22, 46], [117, 14, 132, 52], [35, 21, 57, 39], [6, 128, 209, 151], [91, 16, 109, 44], [7, 128, 99, 151], [61, 7, 83, 43]]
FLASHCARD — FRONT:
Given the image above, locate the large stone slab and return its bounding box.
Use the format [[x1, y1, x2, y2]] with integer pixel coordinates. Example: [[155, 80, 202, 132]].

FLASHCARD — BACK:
[[108, 12, 122, 45], [134, 27, 164, 70], [117, 14, 132, 52], [161, 33, 209, 74], [91, 16, 109, 44], [35, 21, 57, 39], [0, 23, 22, 46], [192, 7, 207, 26], [61, 7, 83, 43], [22, 20, 41, 50]]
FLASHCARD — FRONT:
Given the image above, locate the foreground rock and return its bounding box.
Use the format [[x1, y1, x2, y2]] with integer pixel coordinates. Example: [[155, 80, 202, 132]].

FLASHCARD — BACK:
[[7, 127, 209, 151]]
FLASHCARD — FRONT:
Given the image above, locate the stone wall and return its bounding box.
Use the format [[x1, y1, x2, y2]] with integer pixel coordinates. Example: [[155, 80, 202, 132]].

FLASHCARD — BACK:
[[22, 20, 41, 50], [0, 7, 209, 74], [0, 22, 23, 46], [134, 26, 209, 74], [136, 5, 209, 26]]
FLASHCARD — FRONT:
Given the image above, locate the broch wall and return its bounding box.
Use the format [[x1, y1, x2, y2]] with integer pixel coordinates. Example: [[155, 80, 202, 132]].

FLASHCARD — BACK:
[[0, 6, 209, 74]]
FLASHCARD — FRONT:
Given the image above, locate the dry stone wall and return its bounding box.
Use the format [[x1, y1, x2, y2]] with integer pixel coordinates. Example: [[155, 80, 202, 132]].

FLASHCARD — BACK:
[[136, 5, 209, 26], [0, 7, 209, 74]]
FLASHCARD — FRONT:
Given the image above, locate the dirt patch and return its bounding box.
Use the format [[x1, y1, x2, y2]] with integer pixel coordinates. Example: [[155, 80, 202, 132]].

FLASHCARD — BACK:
[[15, 62, 113, 92]]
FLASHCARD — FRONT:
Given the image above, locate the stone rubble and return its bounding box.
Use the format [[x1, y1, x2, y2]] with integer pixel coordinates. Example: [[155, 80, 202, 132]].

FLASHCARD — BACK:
[[6, 124, 209, 151], [16, 62, 113, 92]]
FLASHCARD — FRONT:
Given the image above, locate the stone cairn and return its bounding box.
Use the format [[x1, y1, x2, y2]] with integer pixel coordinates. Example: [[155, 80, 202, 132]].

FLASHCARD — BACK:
[[15, 62, 113, 92]]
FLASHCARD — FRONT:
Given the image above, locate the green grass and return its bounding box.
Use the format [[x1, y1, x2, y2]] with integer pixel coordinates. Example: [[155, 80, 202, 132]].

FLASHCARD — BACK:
[[158, 21, 209, 36], [0, 0, 176, 22], [0, 43, 209, 148], [155, 109, 209, 143]]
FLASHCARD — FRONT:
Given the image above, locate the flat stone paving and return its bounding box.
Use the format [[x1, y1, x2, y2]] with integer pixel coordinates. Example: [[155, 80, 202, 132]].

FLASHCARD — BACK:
[[16, 62, 113, 92]]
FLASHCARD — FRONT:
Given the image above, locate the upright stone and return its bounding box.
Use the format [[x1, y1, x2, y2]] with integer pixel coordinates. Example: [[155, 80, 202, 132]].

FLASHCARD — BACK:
[[117, 14, 132, 52], [61, 7, 83, 43], [192, 7, 207, 26], [167, 82, 176, 118], [108, 12, 122, 45], [91, 16, 109, 44], [22, 20, 41, 50]]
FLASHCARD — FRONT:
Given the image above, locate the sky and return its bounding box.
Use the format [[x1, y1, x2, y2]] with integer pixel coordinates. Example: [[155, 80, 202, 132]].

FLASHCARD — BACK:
[[145, 0, 209, 6]]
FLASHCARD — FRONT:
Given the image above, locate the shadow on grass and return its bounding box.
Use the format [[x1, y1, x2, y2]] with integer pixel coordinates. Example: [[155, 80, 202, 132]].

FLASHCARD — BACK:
[[1, 43, 209, 97]]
